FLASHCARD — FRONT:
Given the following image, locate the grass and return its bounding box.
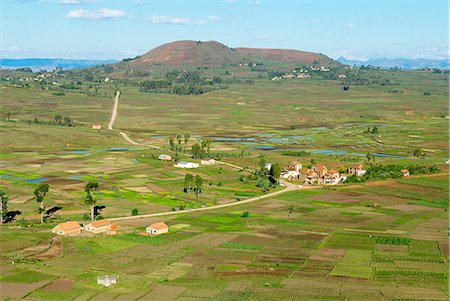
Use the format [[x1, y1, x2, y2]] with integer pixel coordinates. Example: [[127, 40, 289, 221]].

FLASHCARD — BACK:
[[0, 269, 55, 283], [219, 242, 262, 250], [329, 249, 373, 279]]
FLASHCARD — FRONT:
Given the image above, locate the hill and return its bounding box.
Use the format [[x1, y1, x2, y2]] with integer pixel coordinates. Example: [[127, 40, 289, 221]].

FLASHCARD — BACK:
[[337, 56, 450, 70], [115, 40, 338, 70]]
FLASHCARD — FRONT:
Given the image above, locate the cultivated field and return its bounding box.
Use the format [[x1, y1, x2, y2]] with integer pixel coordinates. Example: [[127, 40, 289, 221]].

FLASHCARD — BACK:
[[0, 67, 448, 300]]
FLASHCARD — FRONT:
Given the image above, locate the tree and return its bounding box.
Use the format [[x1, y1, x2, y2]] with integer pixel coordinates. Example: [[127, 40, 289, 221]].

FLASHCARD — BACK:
[[270, 163, 281, 179], [177, 134, 182, 145], [194, 175, 203, 196], [241, 211, 249, 218], [169, 138, 175, 151], [64, 116, 71, 125], [131, 208, 139, 216], [34, 184, 49, 223], [85, 182, 99, 221], [366, 152, 374, 163], [371, 125, 378, 134], [184, 133, 190, 144], [54, 114, 62, 123], [191, 143, 203, 159], [184, 174, 194, 193], [0, 188, 8, 225]]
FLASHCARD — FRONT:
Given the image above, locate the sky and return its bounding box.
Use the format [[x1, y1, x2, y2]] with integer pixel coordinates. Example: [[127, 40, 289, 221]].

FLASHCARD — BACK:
[[1, 0, 448, 60]]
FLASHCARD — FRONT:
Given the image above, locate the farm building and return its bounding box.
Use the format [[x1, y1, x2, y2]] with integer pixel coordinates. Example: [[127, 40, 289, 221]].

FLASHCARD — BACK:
[[91, 124, 102, 130], [146, 222, 169, 236], [97, 275, 117, 287], [52, 221, 82, 236], [158, 154, 172, 161], [304, 164, 344, 186], [401, 169, 410, 177], [84, 219, 117, 235], [348, 164, 366, 176], [201, 158, 216, 165], [174, 161, 199, 169]]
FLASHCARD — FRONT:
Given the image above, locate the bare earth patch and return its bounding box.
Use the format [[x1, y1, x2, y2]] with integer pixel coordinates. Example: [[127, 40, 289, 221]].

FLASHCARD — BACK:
[[43, 279, 74, 292]]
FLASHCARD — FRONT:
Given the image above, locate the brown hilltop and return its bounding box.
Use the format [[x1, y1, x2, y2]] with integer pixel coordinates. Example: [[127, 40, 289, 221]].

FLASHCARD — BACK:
[[117, 40, 338, 70]]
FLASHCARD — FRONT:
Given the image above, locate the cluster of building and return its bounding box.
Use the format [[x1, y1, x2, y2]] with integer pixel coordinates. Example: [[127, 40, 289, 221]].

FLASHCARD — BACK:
[[52, 219, 170, 239], [281, 162, 368, 186], [158, 153, 216, 168], [51, 219, 117, 236]]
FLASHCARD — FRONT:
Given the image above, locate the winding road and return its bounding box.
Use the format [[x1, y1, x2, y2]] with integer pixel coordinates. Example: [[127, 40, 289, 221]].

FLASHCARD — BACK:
[[104, 90, 316, 222], [109, 182, 308, 221]]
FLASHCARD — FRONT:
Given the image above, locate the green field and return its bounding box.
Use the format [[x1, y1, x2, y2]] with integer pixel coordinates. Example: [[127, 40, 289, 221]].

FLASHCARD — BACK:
[[0, 66, 448, 300]]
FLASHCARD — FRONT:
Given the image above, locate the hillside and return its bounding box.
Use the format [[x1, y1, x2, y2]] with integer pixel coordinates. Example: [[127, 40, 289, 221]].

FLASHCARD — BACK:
[[115, 40, 338, 70]]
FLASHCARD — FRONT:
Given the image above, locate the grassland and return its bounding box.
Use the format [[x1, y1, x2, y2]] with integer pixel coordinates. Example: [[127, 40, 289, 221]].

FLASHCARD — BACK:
[[0, 67, 448, 300]]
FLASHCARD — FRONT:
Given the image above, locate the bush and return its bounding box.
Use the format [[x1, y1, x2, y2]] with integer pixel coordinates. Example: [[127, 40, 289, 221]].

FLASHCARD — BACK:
[[131, 208, 139, 216]]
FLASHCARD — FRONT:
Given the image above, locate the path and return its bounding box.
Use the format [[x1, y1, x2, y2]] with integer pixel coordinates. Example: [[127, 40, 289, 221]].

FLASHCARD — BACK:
[[107, 91, 120, 130], [107, 91, 159, 148], [109, 182, 319, 222]]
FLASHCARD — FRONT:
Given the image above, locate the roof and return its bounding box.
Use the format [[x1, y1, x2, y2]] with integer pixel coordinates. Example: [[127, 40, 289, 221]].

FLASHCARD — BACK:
[[314, 163, 327, 169], [201, 158, 214, 161], [54, 221, 81, 231], [401, 169, 409, 173], [148, 221, 168, 230], [159, 154, 171, 157], [88, 219, 112, 228], [349, 163, 364, 169], [300, 168, 310, 174], [328, 169, 339, 174]]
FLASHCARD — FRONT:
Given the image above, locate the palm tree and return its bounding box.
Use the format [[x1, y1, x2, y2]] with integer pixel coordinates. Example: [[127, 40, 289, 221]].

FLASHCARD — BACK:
[[85, 182, 99, 221], [34, 184, 49, 223]]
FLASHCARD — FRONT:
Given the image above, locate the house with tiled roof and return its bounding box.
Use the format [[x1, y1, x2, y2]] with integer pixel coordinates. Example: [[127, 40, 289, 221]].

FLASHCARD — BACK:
[[85, 219, 117, 235], [52, 221, 82, 236], [146, 221, 169, 236]]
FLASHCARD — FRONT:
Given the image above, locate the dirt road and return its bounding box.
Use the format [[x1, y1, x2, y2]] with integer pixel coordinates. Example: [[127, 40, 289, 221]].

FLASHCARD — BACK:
[[107, 91, 120, 130], [109, 182, 319, 221]]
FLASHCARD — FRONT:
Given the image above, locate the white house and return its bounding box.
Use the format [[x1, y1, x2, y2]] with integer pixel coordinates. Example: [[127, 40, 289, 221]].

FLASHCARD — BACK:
[[174, 161, 199, 169], [97, 275, 117, 287], [158, 154, 172, 161], [201, 158, 216, 165]]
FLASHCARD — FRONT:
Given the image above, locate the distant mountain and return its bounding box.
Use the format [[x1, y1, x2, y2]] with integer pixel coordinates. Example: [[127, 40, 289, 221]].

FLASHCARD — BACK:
[[337, 57, 450, 70], [0, 58, 117, 71], [115, 40, 339, 70]]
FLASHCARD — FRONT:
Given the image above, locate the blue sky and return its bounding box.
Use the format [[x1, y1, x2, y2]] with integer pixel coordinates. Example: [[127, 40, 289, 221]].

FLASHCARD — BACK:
[[1, 0, 448, 60]]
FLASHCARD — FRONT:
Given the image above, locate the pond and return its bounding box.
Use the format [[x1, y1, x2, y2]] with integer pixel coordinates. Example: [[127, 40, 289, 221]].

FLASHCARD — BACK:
[[373, 153, 407, 158], [312, 149, 348, 155], [25, 177, 48, 183]]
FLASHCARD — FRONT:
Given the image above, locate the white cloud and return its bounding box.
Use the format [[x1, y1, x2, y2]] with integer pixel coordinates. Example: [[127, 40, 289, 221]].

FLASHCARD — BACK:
[[149, 15, 219, 25], [59, 0, 82, 4], [308, 18, 318, 23], [347, 23, 356, 28], [66, 8, 128, 19]]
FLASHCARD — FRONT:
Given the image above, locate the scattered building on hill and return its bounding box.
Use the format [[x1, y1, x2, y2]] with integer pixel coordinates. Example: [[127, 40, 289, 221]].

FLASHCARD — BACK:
[[84, 219, 117, 235], [158, 154, 172, 161], [52, 221, 82, 236], [97, 275, 117, 287], [401, 169, 410, 177], [348, 164, 366, 176], [91, 124, 102, 130], [201, 158, 216, 165], [146, 221, 169, 236], [174, 161, 199, 169]]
